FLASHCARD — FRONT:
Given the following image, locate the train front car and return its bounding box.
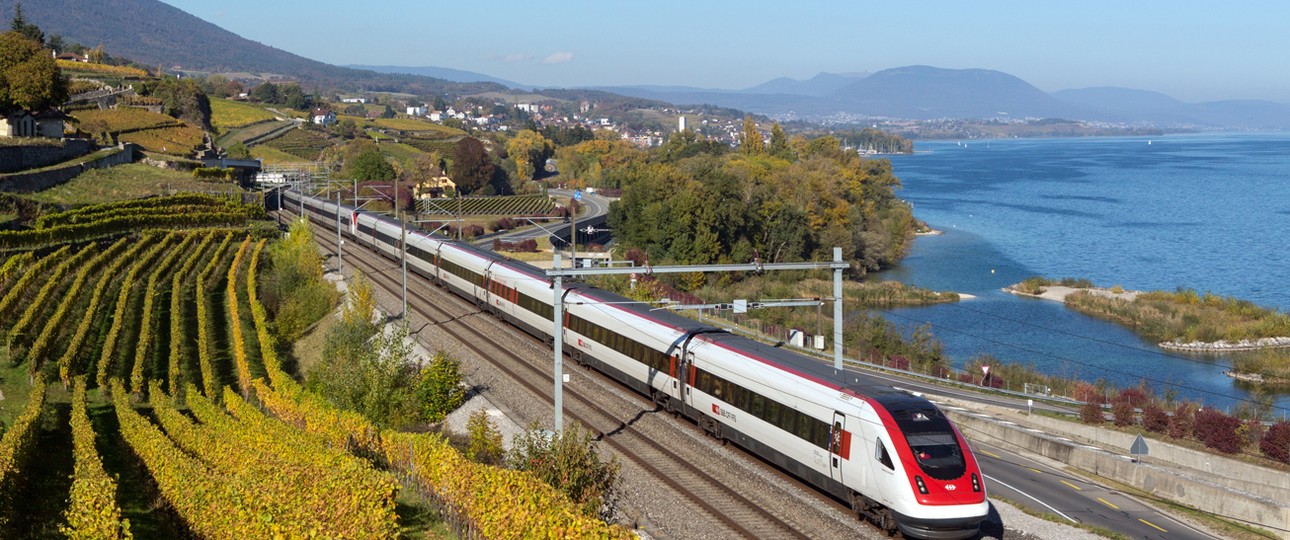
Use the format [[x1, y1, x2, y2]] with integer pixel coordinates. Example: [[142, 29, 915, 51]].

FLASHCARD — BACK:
[[874, 392, 988, 540]]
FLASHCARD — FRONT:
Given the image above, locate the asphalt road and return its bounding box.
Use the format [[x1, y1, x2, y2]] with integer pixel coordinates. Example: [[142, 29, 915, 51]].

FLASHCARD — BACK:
[[969, 439, 1213, 539], [472, 189, 612, 247]]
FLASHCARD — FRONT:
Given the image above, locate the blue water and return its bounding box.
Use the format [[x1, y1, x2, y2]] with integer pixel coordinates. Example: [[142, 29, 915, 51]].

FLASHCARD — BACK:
[[878, 133, 1290, 413]]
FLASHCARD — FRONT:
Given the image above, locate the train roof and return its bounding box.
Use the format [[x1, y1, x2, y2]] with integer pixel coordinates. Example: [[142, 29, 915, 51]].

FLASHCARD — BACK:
[[571, 283, 934, 414]]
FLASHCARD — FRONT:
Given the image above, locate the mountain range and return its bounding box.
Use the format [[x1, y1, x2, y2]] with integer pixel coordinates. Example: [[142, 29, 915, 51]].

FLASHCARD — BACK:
[[8, 0, 1290, 130]]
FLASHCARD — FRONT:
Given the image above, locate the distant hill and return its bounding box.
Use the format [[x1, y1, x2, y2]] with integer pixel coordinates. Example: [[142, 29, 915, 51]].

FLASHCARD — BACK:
[[1, 0, 506, 96], [348, 64, 530, 90], [820, 66, 1077, 119], [742, 72, 869, 96]]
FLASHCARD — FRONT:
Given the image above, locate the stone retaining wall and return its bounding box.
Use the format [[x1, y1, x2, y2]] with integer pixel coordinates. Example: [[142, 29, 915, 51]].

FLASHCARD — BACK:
[[0, 144, 136, 192], [0, 139, 94, 173]]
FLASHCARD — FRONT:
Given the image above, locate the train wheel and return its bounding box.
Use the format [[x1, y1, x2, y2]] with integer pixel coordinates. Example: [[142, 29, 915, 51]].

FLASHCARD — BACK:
[[878, 508, 897, 536]]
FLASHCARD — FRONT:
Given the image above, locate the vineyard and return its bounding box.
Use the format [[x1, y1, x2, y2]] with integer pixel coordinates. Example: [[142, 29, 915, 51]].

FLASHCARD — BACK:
[[55, 60, 150, 79], [0, 196, 631, 538], [209, 98, 276, 132], [417, 194, 557, 216], [70, 109, 205, 156], [261, 128, 336, 160]]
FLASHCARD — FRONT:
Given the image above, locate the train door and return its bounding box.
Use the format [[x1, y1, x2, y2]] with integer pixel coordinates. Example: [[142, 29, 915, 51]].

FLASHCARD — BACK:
[[681, 351, 696, 413], [830, 411, 848, 483]]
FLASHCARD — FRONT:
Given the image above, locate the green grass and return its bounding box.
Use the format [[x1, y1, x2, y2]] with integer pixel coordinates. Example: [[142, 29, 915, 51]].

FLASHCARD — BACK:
[[251, 144, 312, 165], [22, 163, 242, 206], [1066, 288, 1290, 344], [377, 141, 427, 165], [218, 119, 294, 148]]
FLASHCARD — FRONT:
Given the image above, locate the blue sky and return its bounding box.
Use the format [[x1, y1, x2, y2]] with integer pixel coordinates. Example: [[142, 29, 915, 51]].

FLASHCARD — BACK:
[[161, 0, 1290, 103]]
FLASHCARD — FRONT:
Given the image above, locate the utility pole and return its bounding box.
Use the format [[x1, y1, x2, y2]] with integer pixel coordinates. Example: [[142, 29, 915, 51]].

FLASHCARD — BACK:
[[552, 252, 564, 432], [401, 209, 408, 322], [833, 247, 843, 370], [353, 178, 357, 209]]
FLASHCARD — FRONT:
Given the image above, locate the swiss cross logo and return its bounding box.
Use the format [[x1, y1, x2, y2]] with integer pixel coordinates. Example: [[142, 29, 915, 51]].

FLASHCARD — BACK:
[[712, 404, 720, 414]]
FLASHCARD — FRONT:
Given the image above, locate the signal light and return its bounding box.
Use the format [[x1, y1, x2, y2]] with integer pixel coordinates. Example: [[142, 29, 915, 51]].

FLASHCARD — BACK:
[[971, 473, 981, 492], [915, 475, 928, 494]]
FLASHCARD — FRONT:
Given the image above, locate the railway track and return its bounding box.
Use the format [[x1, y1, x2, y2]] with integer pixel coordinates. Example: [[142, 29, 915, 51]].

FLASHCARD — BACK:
[[279, 209, 858, 539]]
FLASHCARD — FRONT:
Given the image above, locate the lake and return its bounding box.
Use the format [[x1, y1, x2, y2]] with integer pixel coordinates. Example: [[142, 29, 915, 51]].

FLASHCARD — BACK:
[[879, 133, 1290, 413]]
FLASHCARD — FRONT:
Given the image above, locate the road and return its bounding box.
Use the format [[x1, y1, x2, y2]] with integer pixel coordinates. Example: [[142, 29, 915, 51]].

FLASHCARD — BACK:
[[968, 438, 1213, 539], [472, 189, 612, 248]]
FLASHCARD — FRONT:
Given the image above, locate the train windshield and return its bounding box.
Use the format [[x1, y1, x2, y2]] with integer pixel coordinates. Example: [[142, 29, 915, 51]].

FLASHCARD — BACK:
[[897, 409, 967, 480]]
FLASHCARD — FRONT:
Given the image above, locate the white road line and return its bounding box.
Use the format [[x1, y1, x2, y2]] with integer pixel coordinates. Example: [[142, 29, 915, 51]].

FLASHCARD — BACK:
[[984, 474, 1079, 524]]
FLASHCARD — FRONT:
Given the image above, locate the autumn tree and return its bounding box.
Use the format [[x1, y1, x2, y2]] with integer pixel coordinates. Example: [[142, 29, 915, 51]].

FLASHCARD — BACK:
[[739, 116, 764, 155], [505, 129, 555, 181], [451, 137, 495, 195], [769, 122, 792, 159], [0, 31, 67, 112]]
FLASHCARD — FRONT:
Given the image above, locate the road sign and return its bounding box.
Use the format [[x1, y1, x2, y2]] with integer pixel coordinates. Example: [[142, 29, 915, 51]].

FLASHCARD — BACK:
[[573, 189, 583, 201], [1130, 433, 1150, 458], [585, 225, 596, 235]]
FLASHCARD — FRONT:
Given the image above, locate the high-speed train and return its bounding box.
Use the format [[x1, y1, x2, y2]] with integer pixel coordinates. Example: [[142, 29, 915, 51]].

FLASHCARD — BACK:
[[285, 189, 989, 539]]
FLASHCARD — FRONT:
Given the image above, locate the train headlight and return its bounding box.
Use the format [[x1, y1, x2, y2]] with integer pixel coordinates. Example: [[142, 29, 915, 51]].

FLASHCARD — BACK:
[[971, 473, 981, 492], [914, 475, 928, 495]]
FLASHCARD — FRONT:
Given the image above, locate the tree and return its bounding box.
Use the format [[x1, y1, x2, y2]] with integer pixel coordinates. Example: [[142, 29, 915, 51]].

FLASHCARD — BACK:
[[250, 82, 278, 103], [451, 137, 495, 195], [505, 129, 554, 182], [739, 116, 764, 155], [346, 149, 395, 182], [9, 3, 42, 46], [225, 142, 251, 159], [380, 104, 394, 118], [417, 352, 465, 423], [769, 122, 792, 159], [0, 31, 67, 112]]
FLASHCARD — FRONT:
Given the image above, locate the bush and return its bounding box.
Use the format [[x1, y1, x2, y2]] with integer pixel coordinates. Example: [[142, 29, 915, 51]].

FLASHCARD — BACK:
[[417, 352, 466, 423], [1168, 402, 1196, 439], [1193, 408, 1242, 454], [1112, 400, 1137, 427], [1080, 401, 1104, 424], [1260, 421, 1290, 464], [508, 423, 620, 520], [1142, 404, 1169, 433], [308, 323, 424, 430], [465, 410, 504, 466]]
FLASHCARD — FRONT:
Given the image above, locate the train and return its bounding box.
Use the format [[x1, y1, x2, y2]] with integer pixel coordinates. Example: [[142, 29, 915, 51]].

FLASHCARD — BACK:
[[284, 189, 990, 539]]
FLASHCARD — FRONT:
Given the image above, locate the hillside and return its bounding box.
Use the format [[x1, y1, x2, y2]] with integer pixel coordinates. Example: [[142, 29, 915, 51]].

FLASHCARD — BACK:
[[822, 65, 1077, 119], [0, 0, 505, 96]]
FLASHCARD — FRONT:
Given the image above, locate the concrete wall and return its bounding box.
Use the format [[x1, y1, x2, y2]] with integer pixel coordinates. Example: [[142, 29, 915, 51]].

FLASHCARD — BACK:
[[949, 409, 1290, 537], [0, 138, 94, 173], [0, 144, 135, 192]]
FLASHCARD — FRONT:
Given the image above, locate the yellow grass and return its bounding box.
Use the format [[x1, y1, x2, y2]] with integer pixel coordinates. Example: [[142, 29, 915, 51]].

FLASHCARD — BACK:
[[56, 60, 149, 78], [72, 108, 179, 133]]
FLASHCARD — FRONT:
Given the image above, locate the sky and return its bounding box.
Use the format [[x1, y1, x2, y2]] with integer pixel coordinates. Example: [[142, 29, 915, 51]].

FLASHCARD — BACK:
[[160, 0, 1290, 103]]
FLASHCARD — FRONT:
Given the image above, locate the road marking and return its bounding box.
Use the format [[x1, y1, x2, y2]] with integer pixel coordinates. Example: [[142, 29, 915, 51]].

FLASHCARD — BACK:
[[984, 474, 1078, 524], [1097, 497, 1119, 510], [1060, 480, 1082, 491], [1027, 467, 1042, 474], [979, 449, 1001, 459], [1139, 518, 1167, 533]]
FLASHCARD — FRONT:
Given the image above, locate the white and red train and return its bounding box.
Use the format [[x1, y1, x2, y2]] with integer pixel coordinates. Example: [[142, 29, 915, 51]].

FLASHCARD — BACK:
[[287, 190, 989, 539]]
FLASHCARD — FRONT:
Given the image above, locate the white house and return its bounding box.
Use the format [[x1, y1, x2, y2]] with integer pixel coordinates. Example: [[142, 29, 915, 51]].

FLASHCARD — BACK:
[[406, 106, 428, 116], [1, 110, 65, 139], [340, 97, 367, 104], [429, 112, 443, 122], [311, 109, 337, 126]]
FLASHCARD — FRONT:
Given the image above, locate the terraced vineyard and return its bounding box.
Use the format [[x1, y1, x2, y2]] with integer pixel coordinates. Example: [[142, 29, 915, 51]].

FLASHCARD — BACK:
[[70, 108, 206, 157], [261, 128, 336, 160], [0, 196, 631, 538], [416, 193, 556, 216]]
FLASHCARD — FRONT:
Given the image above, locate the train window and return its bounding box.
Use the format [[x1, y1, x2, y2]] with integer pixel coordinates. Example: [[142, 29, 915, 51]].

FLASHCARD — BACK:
[[906, 432, 966, 481], [750, 394, 765, 417], [876, 439, 894, 470]]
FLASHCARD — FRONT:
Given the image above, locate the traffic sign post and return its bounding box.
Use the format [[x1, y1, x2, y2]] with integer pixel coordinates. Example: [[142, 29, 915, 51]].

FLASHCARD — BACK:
[[1129, 433, 1150, 462]]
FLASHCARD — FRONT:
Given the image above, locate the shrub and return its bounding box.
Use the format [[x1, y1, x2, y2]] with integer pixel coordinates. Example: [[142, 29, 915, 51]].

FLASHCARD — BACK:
[[508, 423, 620, 520], [1080, 401, 1104, 424], [1193, 408, 1242, 454], [417, 352, 466, 423], [1142, 404, 1169, 433], [1168, 402, 1196, 439], [1116, 386, 1150, 408], [465, 410, 504, 466], [1112, 400, 1137, 427], [1260, 421, 1290, 464], [1071, 382, 1103, 404]]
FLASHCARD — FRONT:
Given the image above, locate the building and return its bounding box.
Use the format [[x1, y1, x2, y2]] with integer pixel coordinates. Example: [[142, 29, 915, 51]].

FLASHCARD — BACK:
[[340, 97, 367, 104], [679, 115, 687, 132], [311, 109, 337, 126], [1, 110, 66, 139], [414, 175, 456, 199], [407, 105, 428, 116]]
